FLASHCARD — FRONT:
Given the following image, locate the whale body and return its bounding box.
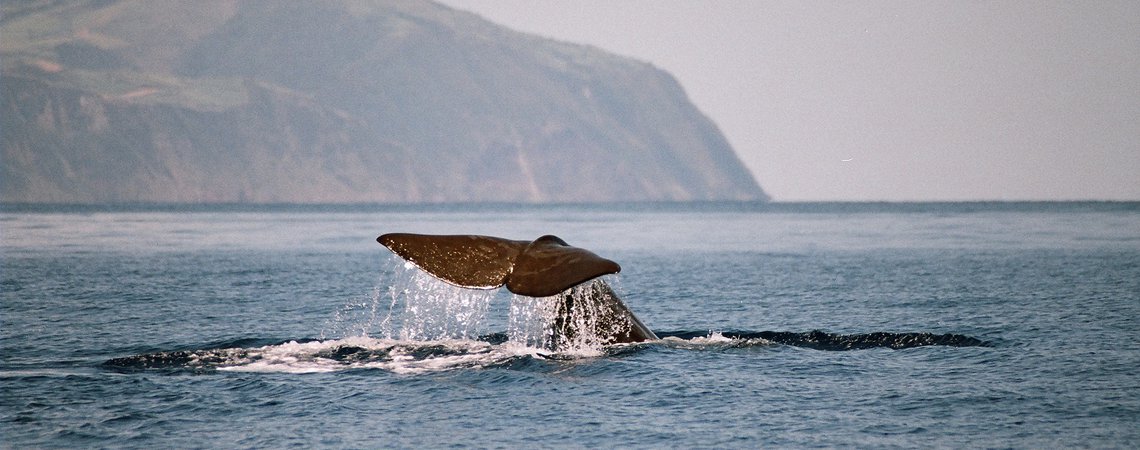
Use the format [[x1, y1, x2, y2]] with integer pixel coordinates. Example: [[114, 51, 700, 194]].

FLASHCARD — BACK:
[[377, 233, 657, 346]]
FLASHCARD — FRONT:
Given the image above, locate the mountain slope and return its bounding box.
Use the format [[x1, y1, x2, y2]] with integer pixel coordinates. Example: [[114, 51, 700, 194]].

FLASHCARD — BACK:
[[1, 0, 768, 203]]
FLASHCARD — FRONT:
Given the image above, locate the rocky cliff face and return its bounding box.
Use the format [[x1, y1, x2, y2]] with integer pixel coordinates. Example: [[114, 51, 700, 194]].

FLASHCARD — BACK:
[[2, 0, 768, 203]]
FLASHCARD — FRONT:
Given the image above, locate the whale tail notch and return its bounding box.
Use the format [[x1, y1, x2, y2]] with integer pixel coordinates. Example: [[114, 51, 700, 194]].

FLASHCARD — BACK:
[[377, 233, 656, 345]]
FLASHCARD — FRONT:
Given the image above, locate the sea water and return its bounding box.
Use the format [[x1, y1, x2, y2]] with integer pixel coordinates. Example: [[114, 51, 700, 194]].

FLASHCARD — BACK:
[[2, 202, 1138, 448]]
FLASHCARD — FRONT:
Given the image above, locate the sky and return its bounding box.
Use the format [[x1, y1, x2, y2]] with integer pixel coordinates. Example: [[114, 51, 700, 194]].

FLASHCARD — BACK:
[[438, 0, 1139, 201]]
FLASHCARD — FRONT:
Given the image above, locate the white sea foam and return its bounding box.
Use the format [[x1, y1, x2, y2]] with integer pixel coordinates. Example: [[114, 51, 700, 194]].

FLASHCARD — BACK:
[[215, 336, 545, 374], [687, 332, 735, 344], [660, 332, 773, 349]]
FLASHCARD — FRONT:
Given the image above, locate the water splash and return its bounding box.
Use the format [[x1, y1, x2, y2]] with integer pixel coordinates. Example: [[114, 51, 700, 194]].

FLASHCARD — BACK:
[[324, 257, 628, 354], [320, 285, 382, 339], [506, 292, 557, 350], [505, 277, 635, 355], [395, 267, 496, 341], [324, 257, 498, 341], [321, 257, 400, 339]]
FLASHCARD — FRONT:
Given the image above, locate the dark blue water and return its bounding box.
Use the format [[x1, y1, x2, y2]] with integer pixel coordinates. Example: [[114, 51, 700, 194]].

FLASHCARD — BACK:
[[3, 203, 1138, 448]]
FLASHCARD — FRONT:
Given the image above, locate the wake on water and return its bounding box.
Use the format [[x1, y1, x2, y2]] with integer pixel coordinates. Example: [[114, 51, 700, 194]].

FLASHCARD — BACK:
[[104, 260, 987, 374]]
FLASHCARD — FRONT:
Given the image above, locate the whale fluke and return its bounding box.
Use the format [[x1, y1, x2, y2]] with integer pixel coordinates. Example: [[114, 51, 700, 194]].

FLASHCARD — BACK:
[[377, 233, 656, 345], [378, 233, 526, 290], [377, 233, 621, 297]]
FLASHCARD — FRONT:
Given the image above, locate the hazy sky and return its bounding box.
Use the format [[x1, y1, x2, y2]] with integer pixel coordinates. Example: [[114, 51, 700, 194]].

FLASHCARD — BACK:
[[438, 1, 1139, 201]]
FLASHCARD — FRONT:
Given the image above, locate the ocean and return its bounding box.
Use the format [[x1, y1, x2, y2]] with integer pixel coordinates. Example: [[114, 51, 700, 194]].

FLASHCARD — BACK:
[[2, 202, 1138, 448]]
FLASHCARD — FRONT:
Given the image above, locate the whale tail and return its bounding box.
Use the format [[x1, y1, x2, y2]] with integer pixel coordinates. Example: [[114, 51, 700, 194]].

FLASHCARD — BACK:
[[377, 233, 657, 345]]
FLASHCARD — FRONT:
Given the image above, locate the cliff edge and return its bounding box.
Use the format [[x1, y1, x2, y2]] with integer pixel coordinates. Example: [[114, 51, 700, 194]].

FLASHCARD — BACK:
[[1, 0, 767, 203]]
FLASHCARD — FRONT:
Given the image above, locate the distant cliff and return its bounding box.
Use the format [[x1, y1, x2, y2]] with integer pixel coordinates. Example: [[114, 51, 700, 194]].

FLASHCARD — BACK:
[[1, 0, 767, 203]]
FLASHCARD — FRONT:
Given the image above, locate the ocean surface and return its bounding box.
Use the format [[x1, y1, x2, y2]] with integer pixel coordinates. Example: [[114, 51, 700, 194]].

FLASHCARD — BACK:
[[2, 202, 1138, 448]]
